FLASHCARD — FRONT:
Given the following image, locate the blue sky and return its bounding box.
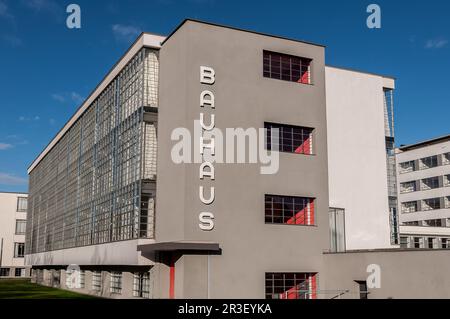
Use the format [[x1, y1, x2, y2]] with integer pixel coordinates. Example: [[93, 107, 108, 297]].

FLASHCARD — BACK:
[[0, 0, 449, 192]]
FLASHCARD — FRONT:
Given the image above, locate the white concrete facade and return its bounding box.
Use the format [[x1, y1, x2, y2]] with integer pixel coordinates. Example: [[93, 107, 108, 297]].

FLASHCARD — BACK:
[[396, 137, 450, 246], [325, 66, 395, 250], [0, 192, 29, 277], [25, 239, 155, 267]]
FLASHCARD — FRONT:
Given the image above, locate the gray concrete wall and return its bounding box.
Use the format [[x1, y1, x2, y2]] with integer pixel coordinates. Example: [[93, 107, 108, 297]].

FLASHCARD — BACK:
[[324, 249, 450, 299], [157, 20, 329, 298]]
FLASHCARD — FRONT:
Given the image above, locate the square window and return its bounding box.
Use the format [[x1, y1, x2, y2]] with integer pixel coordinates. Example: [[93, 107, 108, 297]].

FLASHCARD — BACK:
[[263, 51, 312, 85]]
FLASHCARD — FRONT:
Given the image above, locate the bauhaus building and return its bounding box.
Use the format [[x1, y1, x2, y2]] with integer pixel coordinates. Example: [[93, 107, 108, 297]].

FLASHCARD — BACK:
[[25, 19, 450, 299]]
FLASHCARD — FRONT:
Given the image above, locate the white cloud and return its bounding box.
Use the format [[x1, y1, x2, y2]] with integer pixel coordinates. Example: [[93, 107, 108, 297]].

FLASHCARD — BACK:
[[18, 115, 40, 121], [0, 172, 28, 186], [0, 135, 28, 148], [112, 24, 141, 42], [0, 0, 14, 20], [52, 91, 84, 105], [0, 143, 13, 150], [21, 0, 62, 21], [51, 93, 65, 102], [425, 38, 448, 49], [1, 34, 23, 47], [0, 1, 8, 16], [70, 91, 84, 104], [22, 0, 60, 13]]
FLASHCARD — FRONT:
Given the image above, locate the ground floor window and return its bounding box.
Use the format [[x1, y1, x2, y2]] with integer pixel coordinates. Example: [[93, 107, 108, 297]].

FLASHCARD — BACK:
[[0, 268, 10, 277], [400, 236, 409, 248], [50, 269, 61, 288], [110, 272, 122, 294], [413, 237, 422, 248], [428, 238, 435, 249], [441, 238, 450, 249], [329, 208, 346, 252], [355, 280, 369, 299], [79, 270, 85, 288], [92, 271, 102, 291], [133, 272, 150, 298], [15, 268, 25, 277], [265, 273, 317, 299]]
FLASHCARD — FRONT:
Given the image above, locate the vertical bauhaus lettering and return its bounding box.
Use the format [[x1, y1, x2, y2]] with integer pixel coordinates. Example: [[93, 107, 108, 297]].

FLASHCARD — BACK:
[[198, 66, 216, 231]]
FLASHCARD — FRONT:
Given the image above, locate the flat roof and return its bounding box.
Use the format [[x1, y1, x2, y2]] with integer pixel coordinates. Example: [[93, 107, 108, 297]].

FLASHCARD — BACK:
[[326, 65, 396, 80], [137, 241, 221, 253], [0, 191, 28, 195], [162, 18, 326, 48], [398, 134, 450, 152]]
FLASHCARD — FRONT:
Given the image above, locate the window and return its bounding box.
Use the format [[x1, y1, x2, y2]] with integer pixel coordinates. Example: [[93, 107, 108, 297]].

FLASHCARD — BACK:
[[265, 195, 315, 226], [402, 201, 418, 213], [14, 243, 25, 258], [403, 221, 420, 226], [420, 155, 438, 169], [110, 272, 122, 294], [265, 273, 317, 299], [133, 272, 151, 298], [92, 271, 102, 291], [422, 198, 441, 211], [0, 268, 10, 277], [443, 153, 450, 165], [399, 161, 415, 173], [66, 268, 85, 288], [444, 175, 450, 187], [442, 238, 448, 249], [400, 237, 409, 248], [79, 270, 85, 288], [15, 220, 26, 235], [15, 268, 25, 277], [413, 237, 422, 248], [329, 208, 346, 253], [265, 122, 314, 155], [400, 181, 416, 193], [263, 51, 312, 84], [355, 281, 368, 299], [428, 238, 435, 249], [445, 197, 450, 209], [424, 219, 442, 227], [421, 177, 440, 190], [16, 197, 27, 212], [139, 196, 155, 238]]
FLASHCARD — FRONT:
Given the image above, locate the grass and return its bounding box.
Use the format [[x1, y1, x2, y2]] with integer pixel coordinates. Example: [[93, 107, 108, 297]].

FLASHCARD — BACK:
[[0, 279, 99, 299]]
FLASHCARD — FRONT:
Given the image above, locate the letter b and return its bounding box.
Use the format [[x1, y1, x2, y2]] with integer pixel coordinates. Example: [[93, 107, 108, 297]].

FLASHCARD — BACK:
[[200, 66, 215, 84]]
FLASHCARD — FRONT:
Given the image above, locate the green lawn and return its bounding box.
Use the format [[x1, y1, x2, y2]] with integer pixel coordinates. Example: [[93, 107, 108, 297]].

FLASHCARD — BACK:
[[0, 279, 99, 299]]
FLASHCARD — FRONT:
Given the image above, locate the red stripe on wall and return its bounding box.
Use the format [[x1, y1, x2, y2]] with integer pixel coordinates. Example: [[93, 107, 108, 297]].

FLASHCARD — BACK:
[[309, 200, 315, 225], [311, 274, 317, 299], [169, 255, 175, 299]]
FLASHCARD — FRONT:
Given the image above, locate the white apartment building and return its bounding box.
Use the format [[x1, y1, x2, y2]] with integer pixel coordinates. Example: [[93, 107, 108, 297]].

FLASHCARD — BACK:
[[396, 135, 450, 248], [0, 192, 29, 278]]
